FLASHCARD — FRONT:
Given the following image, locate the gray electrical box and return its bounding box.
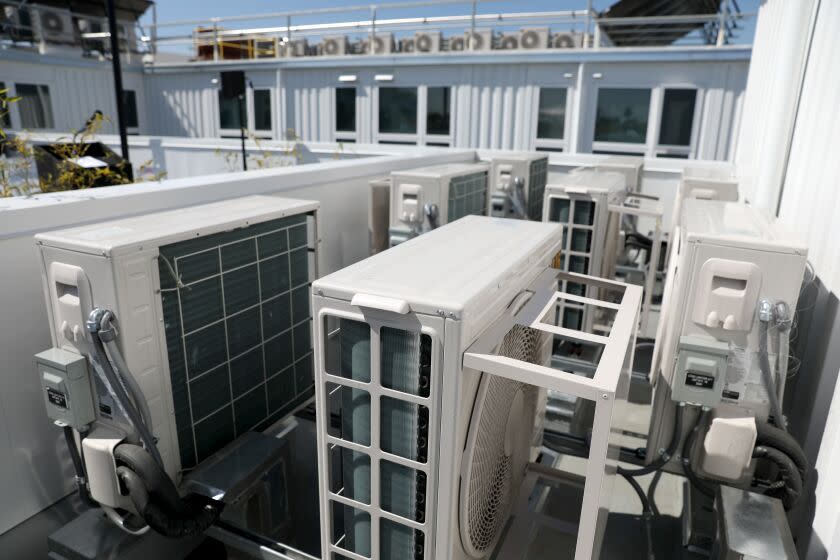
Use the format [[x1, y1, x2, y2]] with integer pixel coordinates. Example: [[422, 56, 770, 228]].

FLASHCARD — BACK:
[[36, 348, 95, 430], [671, 335, 730, 406]]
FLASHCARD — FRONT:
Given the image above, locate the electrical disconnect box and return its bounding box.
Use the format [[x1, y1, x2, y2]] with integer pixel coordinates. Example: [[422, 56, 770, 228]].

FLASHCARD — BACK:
[[36, 347, 95, 430]]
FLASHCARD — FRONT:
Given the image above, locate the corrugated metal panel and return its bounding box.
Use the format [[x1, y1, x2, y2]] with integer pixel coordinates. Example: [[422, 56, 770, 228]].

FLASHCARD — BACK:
[[144, 73, 218, 137], [778, 0, 840, 293]]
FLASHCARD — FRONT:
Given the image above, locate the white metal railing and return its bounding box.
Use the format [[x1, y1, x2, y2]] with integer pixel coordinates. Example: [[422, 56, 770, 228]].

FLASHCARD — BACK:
[[0, 0, 755, 64]]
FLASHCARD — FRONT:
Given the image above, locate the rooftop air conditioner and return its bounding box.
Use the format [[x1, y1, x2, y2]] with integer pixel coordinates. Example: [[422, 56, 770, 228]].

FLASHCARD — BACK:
[[519, 27, 550, 50], [553, 31, 582, 49], [490, 152, 549, 220], [76, 16, 106, 52], [35, 196, 319, 505], [414, 30, 441, 53], [321, 35, 349, 56], [497, 33, 519, 50], [388, 162, 490, 246], [542, 169, 628, 333], [369, 176, 391, 254], [447, 35, 466, 52], [360, 32, 394, 55], [465, 28, 492, 51], [117, 21, 138, 52], [589, 155, 644, 192], [286, 38, 309, 57], [312, 215, 642, 560], [3, 5, 34, 41], [399, 37, 416, 53], [36, 7, 75, 44], [647, 200, 807, 481]]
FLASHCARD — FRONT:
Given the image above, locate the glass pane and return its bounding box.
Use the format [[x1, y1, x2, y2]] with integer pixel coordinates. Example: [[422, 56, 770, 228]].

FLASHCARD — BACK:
[[254, 89, 272, 131], [659, 88, 697, 146], [219, 89, 243, 130], [123, 90, 139, 128], [594, 88, 651, 144], [379, 87, 418, 134], [537, 87, 566, 139], [0, 82, 9, 128], [16, 84, 54, 129], [336, 87, 356, 132], [426, 86, 450, 135]]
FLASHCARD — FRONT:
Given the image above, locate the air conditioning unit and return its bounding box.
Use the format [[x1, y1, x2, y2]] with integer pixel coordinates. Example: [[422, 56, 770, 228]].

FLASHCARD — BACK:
[[388, 162, 490, 246], [360, 32, 394, 55], [400, 37, 416, 53], [35, 196, 319, 504], [490, 152, 549, 220], [669, 167, 739, 240], [312, 215, 642, 560], [76, 16, 106, 52], [447, 35, 466, 51], [36, 7, 75, 44], [519, 27, 550, 50], [369, 176, 391, 254], [414, 30, 441, 53], [588, 155, 644, 192], [286, 38, 309, 57], [647, 200, 807, 480], [552, 31, 582, 49], [117, 21, 138, 52], [3, 5, 35, 41], [497, 33, 519, 50], [542, 169, 628, 333], [321, 35, 349, 56], [464, 28, 492, 51]]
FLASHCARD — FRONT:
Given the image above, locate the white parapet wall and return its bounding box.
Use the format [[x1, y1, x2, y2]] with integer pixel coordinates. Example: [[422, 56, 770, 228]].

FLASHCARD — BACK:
[[0, 145, 475, 535]]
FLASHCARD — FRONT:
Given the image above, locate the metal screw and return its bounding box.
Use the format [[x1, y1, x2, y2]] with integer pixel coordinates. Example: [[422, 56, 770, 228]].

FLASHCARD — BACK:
[[448, 312, 456, 318], [602, 393, 609, 400]]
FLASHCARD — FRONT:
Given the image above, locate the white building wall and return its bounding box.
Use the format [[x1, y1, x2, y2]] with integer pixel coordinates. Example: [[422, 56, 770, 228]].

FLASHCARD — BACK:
[[143, 72, 218, 137]]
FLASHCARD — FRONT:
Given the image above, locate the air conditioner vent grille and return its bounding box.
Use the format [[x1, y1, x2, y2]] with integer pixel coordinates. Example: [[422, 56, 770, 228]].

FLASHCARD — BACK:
[[448, 171, 489, 222]]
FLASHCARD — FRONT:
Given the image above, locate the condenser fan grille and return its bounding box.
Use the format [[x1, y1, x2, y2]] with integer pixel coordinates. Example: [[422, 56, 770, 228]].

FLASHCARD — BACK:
[[460, 325, 546, 557]]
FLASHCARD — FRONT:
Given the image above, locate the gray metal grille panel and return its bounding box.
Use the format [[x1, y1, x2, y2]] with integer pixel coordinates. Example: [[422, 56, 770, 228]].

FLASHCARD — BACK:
[[159, 214, 313, 469], [447, 171, 488, 222], [528, 157, 548, 220]]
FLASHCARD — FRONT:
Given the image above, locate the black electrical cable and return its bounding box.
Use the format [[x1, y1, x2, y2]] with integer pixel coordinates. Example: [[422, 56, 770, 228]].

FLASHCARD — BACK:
[[647, 469, 663, 517], [753, 445, 803, 510], [681, 409, 715, 499], [620, 472, 655, 560], [619, 403, 685, 477], [62, 426, 98, 507], [755, 421, 809, 481]]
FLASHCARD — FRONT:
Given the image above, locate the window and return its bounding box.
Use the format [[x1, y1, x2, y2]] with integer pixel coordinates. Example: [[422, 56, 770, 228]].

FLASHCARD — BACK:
[[537, 88, 567, 140], [218, 89, 243, 131], [378, 87, 417, 134], [335, 87, 356, 133], [123, 90, 139, 129], [658, 88, 697, 146], [16, 84, 54, 129], [253, 89, 272, 132], [0, 82, 10, 129], [426, 87, 450, 136], [594, 88, 651, 144]]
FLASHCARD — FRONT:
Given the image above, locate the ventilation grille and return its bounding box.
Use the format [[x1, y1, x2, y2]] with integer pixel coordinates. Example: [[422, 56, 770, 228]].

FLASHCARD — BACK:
[[159, 214, 313, 469], [448, 171, 489, 222], [528, 157, 548, 220], [547, 195, 597, 329], [460, 325, 545, 557]]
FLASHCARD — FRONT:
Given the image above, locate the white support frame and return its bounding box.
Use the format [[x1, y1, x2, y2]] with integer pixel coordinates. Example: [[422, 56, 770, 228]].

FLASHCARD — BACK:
[[463, 268, 642, 560]]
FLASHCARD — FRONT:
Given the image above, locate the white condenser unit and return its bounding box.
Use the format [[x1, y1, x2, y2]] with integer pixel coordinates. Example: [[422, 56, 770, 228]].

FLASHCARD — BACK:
[[647, 200, 807, 478], [588, 154, 644, 192], [490, 152, 549, 220], [361, 32, 394, 55], [497, 33, 519, 50], [464, 28, 492, 51], [413, 30, 441, 53], [76, 16, 106, 52], [36, 7, 75, 44], [117, 21, 137, 52], [389, 162, 490, 246], [519, 27, 550, 50], [286, 38, 309, 57], [321, 35, 349, 56], [552, 32, 582, 48], [3, 5, 34, 41], [542, 169, 627, 333], [312, 215, 642, 560], [35, 196, 320, 497], [671, 166, 739, 232]]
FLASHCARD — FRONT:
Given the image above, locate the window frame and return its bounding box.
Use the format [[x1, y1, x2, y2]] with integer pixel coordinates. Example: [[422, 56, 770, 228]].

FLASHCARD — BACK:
[[652, 87, 702, 159], [534, 86, 571, 153], [591, 86, 654, 156], [123, 89, 139, 134], [374, 84, 454, 147], [334, 86, 358, 143], [13, 82, 56, 131], [218, 82, 275, 140]]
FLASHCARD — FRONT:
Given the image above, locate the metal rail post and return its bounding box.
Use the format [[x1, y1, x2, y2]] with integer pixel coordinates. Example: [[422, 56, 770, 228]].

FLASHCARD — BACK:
[[370, 5, 376, 55], [716, 0, 729, 46], [469, 0, 476, 50]]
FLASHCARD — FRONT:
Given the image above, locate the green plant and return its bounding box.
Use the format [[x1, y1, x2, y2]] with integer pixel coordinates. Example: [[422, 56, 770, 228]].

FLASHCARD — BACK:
[[215, 127, 304, 172]]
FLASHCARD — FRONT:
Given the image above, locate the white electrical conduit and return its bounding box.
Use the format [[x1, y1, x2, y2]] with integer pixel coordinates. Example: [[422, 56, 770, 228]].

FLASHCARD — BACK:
[[102, 505, 150, 536]]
